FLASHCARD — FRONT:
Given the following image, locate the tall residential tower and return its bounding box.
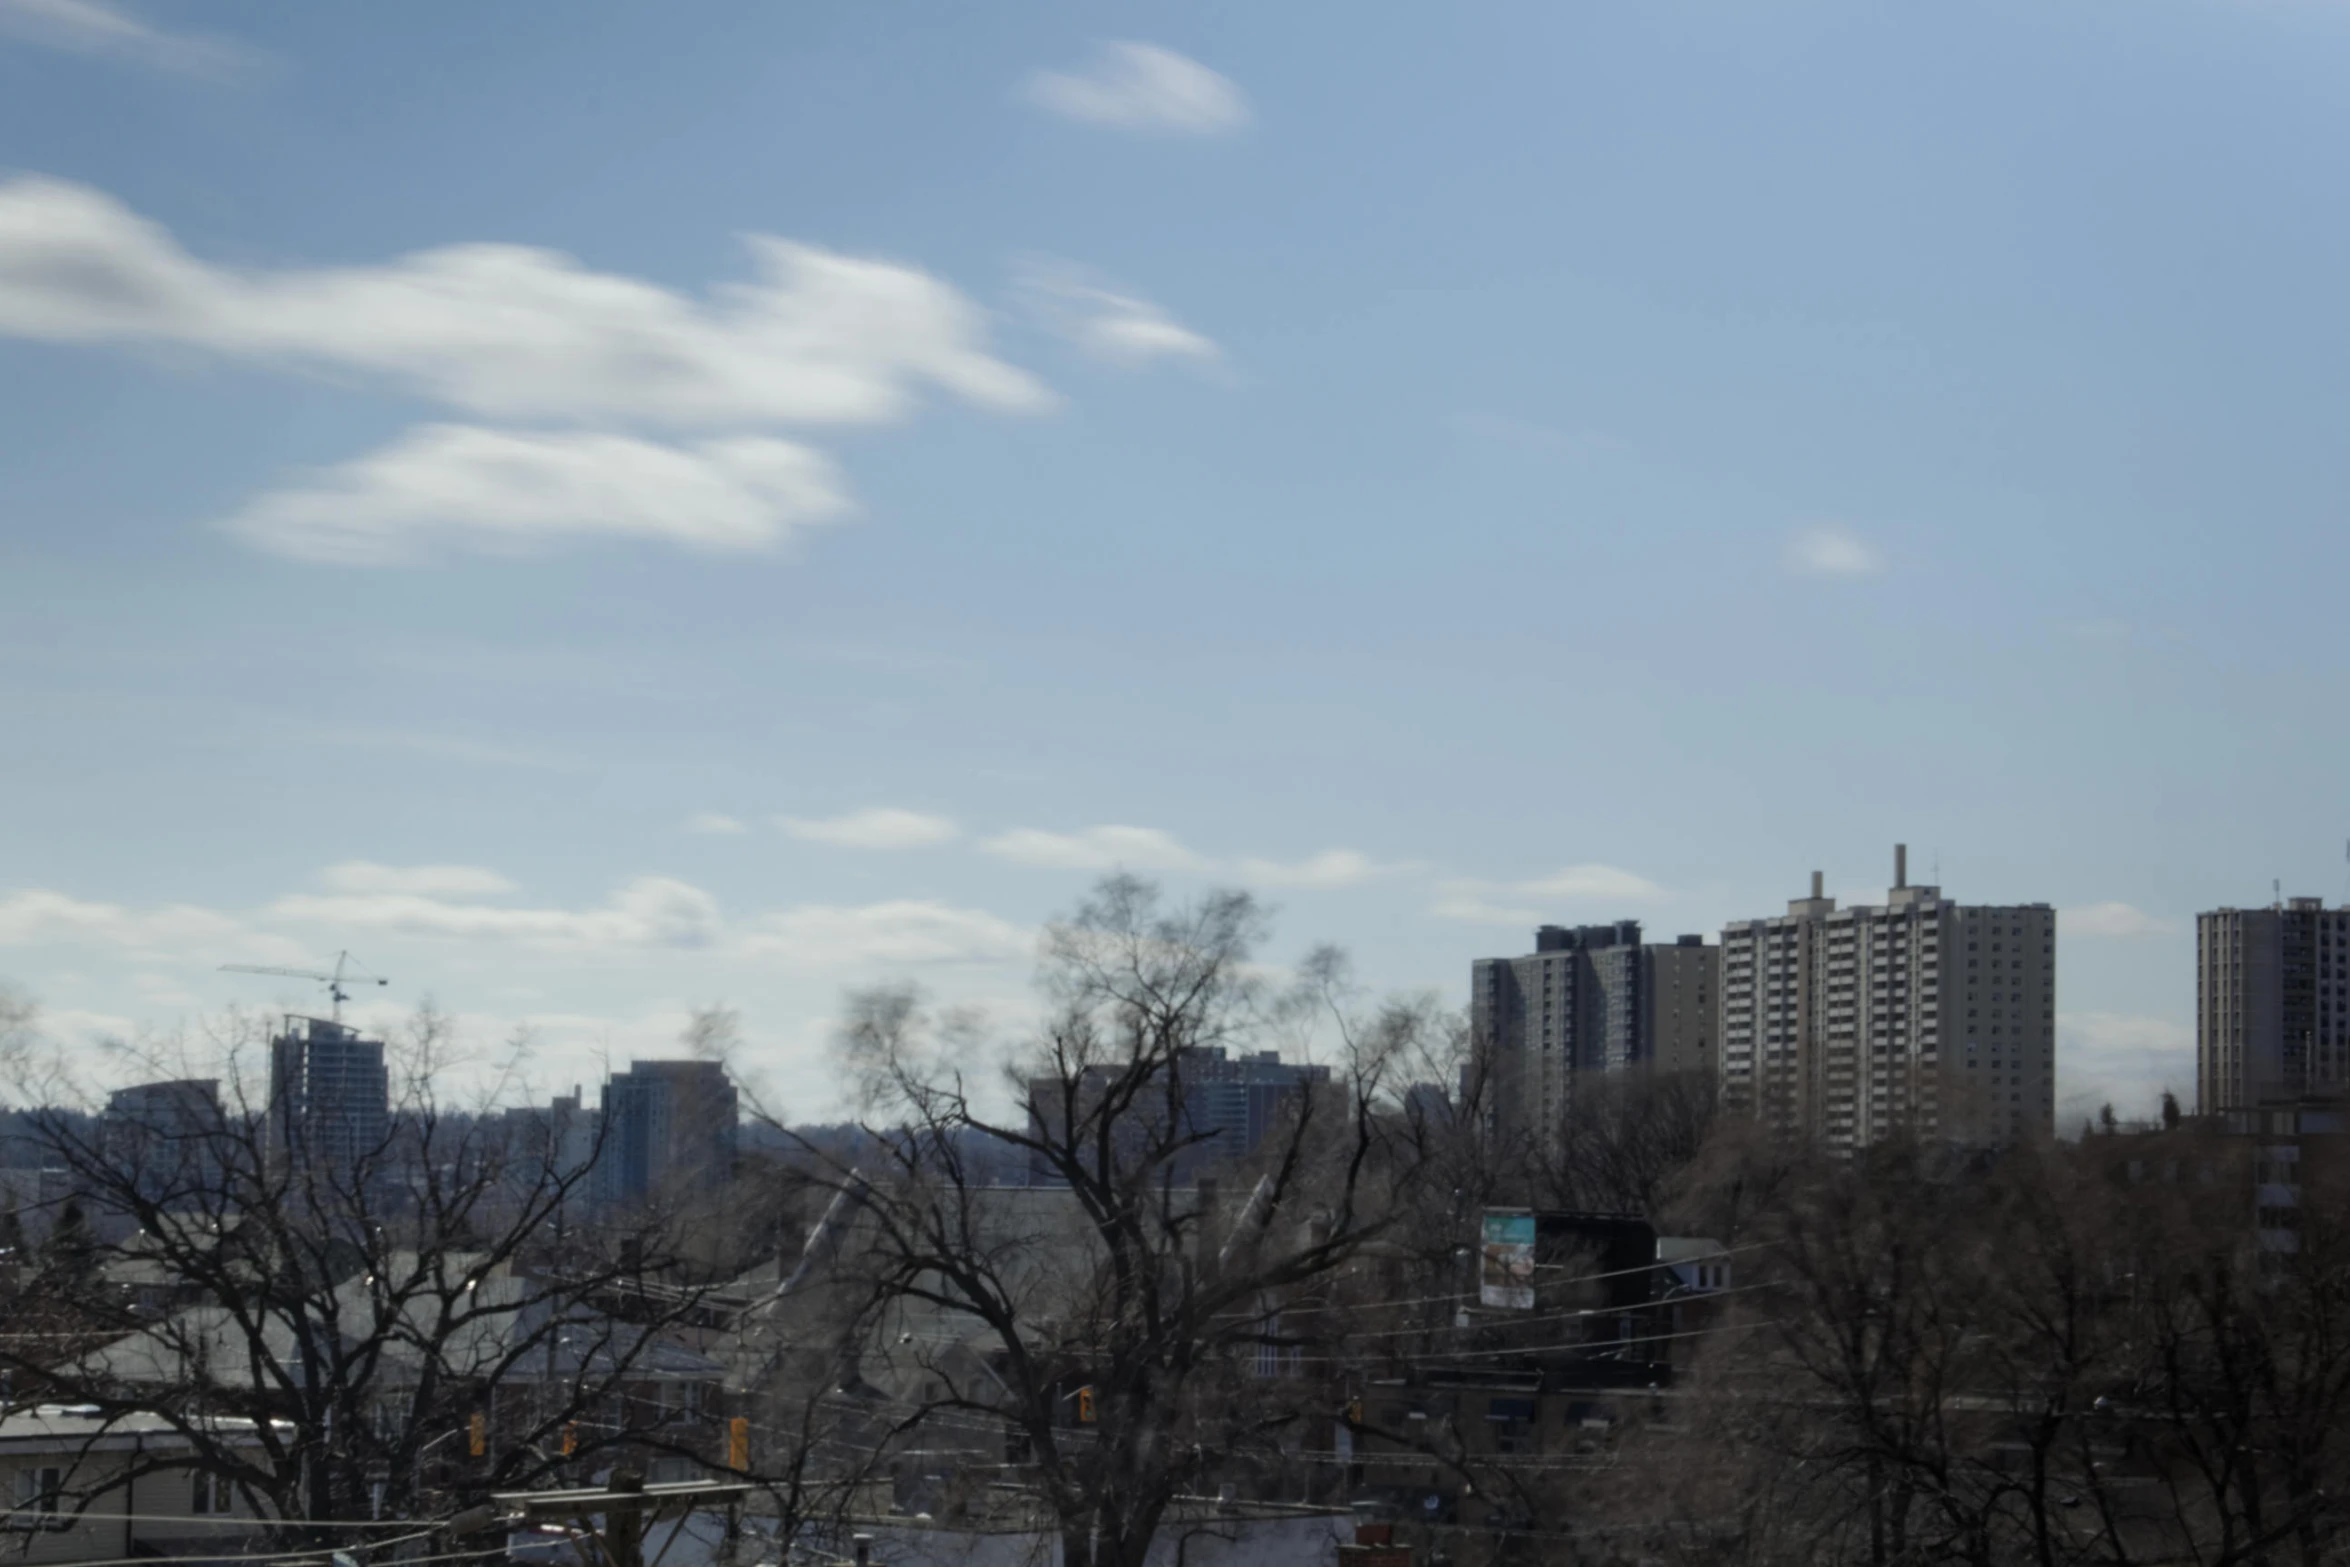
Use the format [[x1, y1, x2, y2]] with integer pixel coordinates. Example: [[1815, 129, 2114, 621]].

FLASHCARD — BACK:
[[267, 1016, 390, 1182], [1719, 847, 2054, 1151], [1471, 921, 1719, 1154], [2197, 898, 2350, 1113]]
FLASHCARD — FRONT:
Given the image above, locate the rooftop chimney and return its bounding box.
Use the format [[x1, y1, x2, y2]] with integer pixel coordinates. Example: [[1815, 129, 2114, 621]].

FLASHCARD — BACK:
[[1895, 843, 1908, 890], [1810, 870, 1823, 900]]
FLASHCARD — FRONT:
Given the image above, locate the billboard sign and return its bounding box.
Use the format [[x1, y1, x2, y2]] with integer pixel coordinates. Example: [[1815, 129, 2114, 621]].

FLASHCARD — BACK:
[[1479, 1210, 1536, 1310]]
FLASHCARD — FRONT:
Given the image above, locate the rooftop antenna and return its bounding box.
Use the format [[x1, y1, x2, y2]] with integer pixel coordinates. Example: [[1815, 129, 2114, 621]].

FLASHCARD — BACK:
[[2275, 878, 2283, 911], [218, 950, 388, 1024]]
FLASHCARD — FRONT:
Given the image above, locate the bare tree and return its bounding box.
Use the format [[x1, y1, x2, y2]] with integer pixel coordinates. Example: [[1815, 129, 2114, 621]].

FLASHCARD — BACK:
[[791, 876, 1419, 1567], [0, 1007, 742, 1542]]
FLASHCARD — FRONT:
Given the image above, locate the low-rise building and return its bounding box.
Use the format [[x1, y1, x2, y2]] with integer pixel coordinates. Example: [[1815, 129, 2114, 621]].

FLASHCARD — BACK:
[[0, 1405, 271, 1563]]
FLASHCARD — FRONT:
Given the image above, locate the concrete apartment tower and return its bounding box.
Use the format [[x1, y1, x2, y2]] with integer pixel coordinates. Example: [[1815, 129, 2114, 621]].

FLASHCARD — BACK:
[[266, 1016, 390, 1182], [2197, 897, 2350, 1113], [594, 1059, 739, 1205], [1719, 847, 2055, 1151], [1471, 921, 1719, 1154]]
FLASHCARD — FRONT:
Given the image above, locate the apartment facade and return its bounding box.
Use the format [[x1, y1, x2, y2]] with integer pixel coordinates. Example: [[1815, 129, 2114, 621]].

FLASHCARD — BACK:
[[1471, 922, 1719, 1153], [265, 1017, 389, 1181], [1719, 847, 2054, 1152], [2197, 899, 2350, 1113], [595, 1060, 739, 1204]]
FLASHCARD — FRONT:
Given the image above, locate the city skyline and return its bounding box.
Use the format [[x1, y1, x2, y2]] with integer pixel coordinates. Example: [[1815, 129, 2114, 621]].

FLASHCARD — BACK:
[[10, 3, 2350, 1125]]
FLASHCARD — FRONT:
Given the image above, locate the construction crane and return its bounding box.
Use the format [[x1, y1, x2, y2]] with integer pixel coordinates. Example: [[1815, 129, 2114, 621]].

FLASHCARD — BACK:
[[218, 950, 388, 1023]]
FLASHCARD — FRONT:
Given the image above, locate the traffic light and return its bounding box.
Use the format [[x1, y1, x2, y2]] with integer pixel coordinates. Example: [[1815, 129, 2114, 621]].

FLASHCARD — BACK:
[[728, 1416, 749, 1471], [468, 1412, 486, 1458], [560, 1422, 577, 1458], [1076, 1386, 1096, 1424], [1346, 1398, 1364, 1427]]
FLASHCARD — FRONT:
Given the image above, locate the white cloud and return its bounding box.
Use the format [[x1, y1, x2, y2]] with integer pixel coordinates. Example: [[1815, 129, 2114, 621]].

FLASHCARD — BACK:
[[1519, 864, 1667, 901], [683, 812, 749, 835], [779, 808, 960, 850], [0, 176, 1050, 427], [978, 825, 1206, 872], [738, 901, 1031, 968], [1788, 525, 1884, 577], [1431, 863, 1668, 925], [1236, 850, 1389, 890], [1017, 262, 1219, 369], [1426, 894, 1547, 927], [318, 862, 518, 898], [224, 425, 849, 565], [0, 889, 304, 964], [1022, 41, 1249, 134], [2057, 1012, 2194, 1127], [269, 876, 723, 953], [2062, 901, 2176, 939], [0, 0, 259, 80]]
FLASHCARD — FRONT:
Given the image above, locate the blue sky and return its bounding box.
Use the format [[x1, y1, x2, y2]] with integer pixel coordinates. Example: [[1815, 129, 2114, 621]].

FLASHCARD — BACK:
[[3, 0, 2347, 1122]]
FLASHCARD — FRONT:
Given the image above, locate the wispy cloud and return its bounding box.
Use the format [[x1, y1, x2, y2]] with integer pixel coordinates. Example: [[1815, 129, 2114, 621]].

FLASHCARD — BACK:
[[0, 177, 1048, 426], [1017, 261, 1220, 370], [318, 862, 518, 898], [2062, 901, 2177, 939], [270, 877, 725, 953], [0, 175, 1051, 564], [979, 824, 1206, 872], [738, 901, 1030, 967], [1235, 850, 1396, 890], [1431, 863, 1668, 925], [682, 812, 749, 836], [780, 808, 960, 850], [0, 888, 305, 964], [1787, 525, 1884, 577], [226, 426, 848, 565], [2, 871, 1042, 990], [0, 0, 263, 81], [979, 821, 1398, 888], [2057, 1012, 2193, 1126], [1022, 41, 1249, 135]]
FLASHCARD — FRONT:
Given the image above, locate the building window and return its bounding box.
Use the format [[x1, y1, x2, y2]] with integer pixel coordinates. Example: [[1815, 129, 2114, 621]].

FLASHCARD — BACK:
[[11, 1467, 61, 1523], [192, 1473, 234, 1516]]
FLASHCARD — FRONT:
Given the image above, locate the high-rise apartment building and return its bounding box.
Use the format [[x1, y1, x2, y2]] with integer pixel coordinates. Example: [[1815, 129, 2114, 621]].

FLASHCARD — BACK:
[[1023, 1046, 1331, 1185], [2197, 898, 2350, 1113], [1472, 922, 1720, 1152], [102, 1079, 225, 1205], [1719, 847, 2054, 1151], [595, 1060, 739, 1204], [267, 1017, 390, 1182]]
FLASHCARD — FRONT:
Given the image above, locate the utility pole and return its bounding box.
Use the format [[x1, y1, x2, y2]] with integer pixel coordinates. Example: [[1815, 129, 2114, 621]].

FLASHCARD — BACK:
[[604, 1469, 645, 1567]]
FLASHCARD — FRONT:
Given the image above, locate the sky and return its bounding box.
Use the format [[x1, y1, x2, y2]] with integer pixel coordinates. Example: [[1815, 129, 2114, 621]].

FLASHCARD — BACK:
[[3, 0, 2348, 1126]]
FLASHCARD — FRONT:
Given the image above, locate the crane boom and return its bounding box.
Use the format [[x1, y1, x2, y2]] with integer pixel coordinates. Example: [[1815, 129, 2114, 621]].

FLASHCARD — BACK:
[[217, 949, 388, 1023]]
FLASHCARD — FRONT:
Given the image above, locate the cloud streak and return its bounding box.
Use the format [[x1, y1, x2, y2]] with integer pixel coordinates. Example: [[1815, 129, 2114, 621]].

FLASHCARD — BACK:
[[1431, 864, 1669, 925], [1788, 525, 1884, 577], [1022, 41, 1249, 135], [271, 877, 726, 953], [2062, 901, 2177, 939], [0, 889, 305, 964], [0, 177, 1049, 428], [319, 862, 518, 898], [781, 809, 961, 850], [979, 825, 1208, 872], [225, 426, 849, 564], [0, 0, 261, 80], [1017, 262, 1220, 369]]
